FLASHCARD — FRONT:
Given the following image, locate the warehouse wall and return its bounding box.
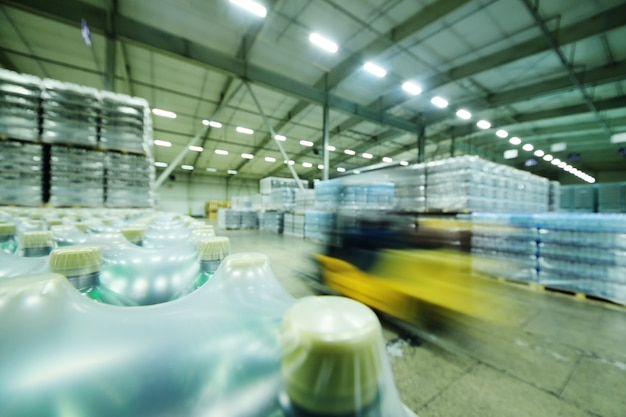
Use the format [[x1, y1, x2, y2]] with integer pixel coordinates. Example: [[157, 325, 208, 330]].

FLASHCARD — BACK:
[[155, 173, 258, 216]]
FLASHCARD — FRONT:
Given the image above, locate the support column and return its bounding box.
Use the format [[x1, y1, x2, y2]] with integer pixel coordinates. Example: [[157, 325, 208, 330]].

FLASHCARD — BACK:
[[322, 103, 330, 181], [418, 125, 426, 163]]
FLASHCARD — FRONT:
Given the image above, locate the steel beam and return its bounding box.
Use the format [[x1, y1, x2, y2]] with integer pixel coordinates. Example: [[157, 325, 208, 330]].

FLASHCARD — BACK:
[[0, 49, 18, 71]]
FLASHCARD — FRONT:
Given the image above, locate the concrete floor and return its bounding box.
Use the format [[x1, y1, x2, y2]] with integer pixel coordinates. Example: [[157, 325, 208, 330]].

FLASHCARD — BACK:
[[221, 229, 626, 417]]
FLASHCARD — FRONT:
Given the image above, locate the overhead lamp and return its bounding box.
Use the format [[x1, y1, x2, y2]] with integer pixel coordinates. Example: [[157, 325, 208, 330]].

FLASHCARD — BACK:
[[302, 162, 313, 168], [337, 167, 346, 173], [551, 158, 561, 165], [363, 62, 386, 78], [496, 129, 508, 138], [456, 109, 471, 120], [564, 165, 572, 172], [522, 144, 534, 151], [241, 153, 254, 159], [477, 120, 491, 129], [382, 157, 392, 163], [229, 0, 267, 17], [327, 145, 336, 151], [300, 140, 313, 147], [317, 164, 324, 169], [275, 135, 286, 141], [265, 156, 276, 162], [353, 170, 361, 174], [401, 82, 422, 96], [610, 132, 626, 144], [154, 140, 172, 147], [588, 178, 596, 184], [286, 160, 295, 165], [227, 170, 237, 175], [309, 32, 338, 53], [236, 126, 254, 135], [189, 145, 203, 152], [503, 149, 518, 160], [431, 96, 448, 108], [203, 120, 222, 128], [400, 161, 409, 166], [215, 149, 229, 155], [152, 108, 177, 119], [558, 162, 567, 169], [154, 162, 168, 168], [344, 149, 355, 155], [206, 168, 217, 172], [551, 142, 567, 152], [181, 165, 194, 170], [534, 149, 545, 157], [362, 152, 373, 159], [509, 137, 521, 145], [543, 154, 553, 161]]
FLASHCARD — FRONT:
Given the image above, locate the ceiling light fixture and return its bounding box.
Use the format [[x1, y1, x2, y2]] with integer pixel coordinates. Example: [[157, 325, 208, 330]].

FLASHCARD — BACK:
[[363, 62, 386, 77], [302, 162, 313, 168], [300, 140, 313, 147], [189, 145, 203, 152], [309, 32, 338, 53], [202, 120, 222, 128], [477, 120, 491, 129], [181, 165, 194, 170], [431, 96, 448, 108], [362, 152, 373, 159], [206, 168, 217, 172], [229, 0, 267, 17], [382, 157, 392, 163], [559, 162, 567, 169], [456, 109, 471, 120], [401, 82, 422, 96], [496, 129, 508, 138], [215, 149, 229, 155], [543, 154, 553, 161], [344, 149, 355, 155], [353, 170, 361, 174], [327, 145, 336, 151], [154, 162, 168, 168], [551, 158, 561, 165], [241, 153, 254, 159], [153, 140, 172, 147], [265, 156, 276, 162], [152, 108, 177, 119], [286, 160, 295, 166], [400, 161, 409, 166], [522, 144, 534, 151], [274, 135, 286, 141], [236, 126, 254, 135], [337, 167, 346, 173], [503, 149, 518, 159], [509, 137, 521, 145], [318, 164, 324, 169], [227, 170, 237, 175], [534, 149, 545, 157]]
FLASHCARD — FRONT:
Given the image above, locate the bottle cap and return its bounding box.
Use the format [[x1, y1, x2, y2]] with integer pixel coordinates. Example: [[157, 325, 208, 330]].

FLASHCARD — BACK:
[[0, 223, 16, 236], [46, 219, 63, 228], [21, 231, 55, 249], [198, 237, 230, 261], [121, 227, 144, 243], [73, 223, 90, 233], [222, 252, 266, 269], [49, 246, 104, 277], [281, 296, 382, 415]]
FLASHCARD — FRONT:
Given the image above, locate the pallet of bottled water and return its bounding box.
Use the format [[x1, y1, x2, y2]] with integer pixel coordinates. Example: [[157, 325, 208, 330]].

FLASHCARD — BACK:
[[0, 69, 40, 141], [0, 141, 42, 206]]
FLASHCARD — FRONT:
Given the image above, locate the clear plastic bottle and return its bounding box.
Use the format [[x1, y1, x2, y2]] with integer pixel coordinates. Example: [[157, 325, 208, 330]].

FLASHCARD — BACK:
[[194, 237, 231, 289], [49, 246, 136, 305], [21, 231, 55, 257], [121, 227, 145, 246], [0, 223, 18, 254]]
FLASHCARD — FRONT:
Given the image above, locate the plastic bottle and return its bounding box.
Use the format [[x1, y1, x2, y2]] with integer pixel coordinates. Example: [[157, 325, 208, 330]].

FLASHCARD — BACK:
[[49, 246, 136, 305], [21, 231, 55, 257], [279, 296, 385, 417], [121, 227, 145, 246], [195, 237, 231, 289], [0, 223, 18, 254]]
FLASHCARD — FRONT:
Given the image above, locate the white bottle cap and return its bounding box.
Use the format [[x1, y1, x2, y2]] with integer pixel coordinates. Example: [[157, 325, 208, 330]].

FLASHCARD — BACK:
[[281, 296, 382, 415], [198, 237, 230, 261], [21, 231, 54, 249], [0, 223, 16, 236], [49, 246, 104, 277], [121, 227, 144, 243]]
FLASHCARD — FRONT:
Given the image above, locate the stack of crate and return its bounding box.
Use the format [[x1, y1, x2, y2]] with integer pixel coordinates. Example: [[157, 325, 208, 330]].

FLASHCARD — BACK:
[[49, 146, 104, 207]]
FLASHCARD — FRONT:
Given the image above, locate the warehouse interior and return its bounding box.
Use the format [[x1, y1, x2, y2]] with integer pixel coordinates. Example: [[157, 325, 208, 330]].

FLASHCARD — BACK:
[[1, 0, 626, 416]]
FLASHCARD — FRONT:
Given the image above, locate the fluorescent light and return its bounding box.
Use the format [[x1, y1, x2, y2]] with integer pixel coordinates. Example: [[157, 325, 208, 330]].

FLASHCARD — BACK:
[[274, 135, 286, 141], [309, 32, 338, 53], [241, 153, 254, 159], [509, 137, 521, 145], [610, 132, 626, 144], [215, 149, 229, 155], [353, 170, 361, 174], [236, 126, 254, 135], [154, 162, 168, 168], [588, 178, 596, 184], [302, 162, 313, 168], [559, 162, 567, 169], [503, 149, 518, 159], [189, 145, 203, 152], [327, 145, 336, 151], [287, 160, 295, 166], [496, 129, 508, 138], [152, 108, 176, 118], [456, 109, 472, 120], [206, 168, 217, 172], [300, 140, 313, 147], [551, 142, 567, 152], [317, 164, 324, 169], [551, 159, 560, 165], [523, 144, 534, 151], [362, 152, 373, 159], [543, 154, 553, 161], [344, 149, 355, 155], [181, 165, 194, 170], [402, 81, 422, 95], [265, 156, 276, 162], [431, 96, 448, 108], [203, 120, 222, 128], [534, 149, 545, 157], [337, 167, 346, 173], [363, 62, 386, 78], [229, 0, 266, 17], [154, 140, 172, 147], [227, 170, 237, 175], [477, 120, 491, 129], [400, 161, 409, 166], [382, 157, 393, 163]]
